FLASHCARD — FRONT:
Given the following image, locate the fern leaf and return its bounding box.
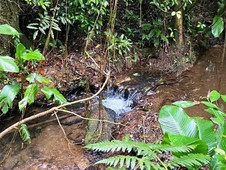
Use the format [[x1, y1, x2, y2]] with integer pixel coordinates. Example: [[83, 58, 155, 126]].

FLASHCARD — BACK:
[[130, 157, 137, 169], [85, 140, 152, 155], [148, 143, 193, 153], [168, 153, 210, 169], [96, 155, 164, 170], [96, 155, 136, 168]]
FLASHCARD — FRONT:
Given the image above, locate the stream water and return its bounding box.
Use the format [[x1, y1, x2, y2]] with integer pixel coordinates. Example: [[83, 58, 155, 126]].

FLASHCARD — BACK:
[[0, 46, 225, 169]]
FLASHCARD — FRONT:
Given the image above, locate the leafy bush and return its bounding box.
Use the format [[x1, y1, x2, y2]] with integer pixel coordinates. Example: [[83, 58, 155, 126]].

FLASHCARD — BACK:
[[86, 90, 226, 169], [0, 24, 67, 114], [26, 0, 109, 42], [0, 24, 67, 143]]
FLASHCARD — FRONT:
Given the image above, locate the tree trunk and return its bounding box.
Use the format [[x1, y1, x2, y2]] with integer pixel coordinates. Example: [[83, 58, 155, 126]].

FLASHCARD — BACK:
[[175, 0, 184, 47], [0, 0, 20, 55]]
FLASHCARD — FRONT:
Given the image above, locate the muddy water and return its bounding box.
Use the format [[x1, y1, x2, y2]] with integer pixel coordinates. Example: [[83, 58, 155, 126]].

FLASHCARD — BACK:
[[1, 47, 226, 169], [0, 124, 90, 170], [167, 47, 226, 118]]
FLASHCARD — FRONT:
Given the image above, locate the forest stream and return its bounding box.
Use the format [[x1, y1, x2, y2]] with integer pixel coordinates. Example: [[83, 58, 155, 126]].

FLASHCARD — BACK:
[[0, 46, 225, 170]]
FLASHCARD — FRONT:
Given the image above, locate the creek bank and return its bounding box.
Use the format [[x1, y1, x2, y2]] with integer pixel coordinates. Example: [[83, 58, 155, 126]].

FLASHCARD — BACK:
[[1, 46, 225, 169]]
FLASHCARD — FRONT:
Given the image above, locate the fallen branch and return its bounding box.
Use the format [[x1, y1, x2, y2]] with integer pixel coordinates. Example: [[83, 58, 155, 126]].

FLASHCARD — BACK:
[[0, 72, 110, 139]]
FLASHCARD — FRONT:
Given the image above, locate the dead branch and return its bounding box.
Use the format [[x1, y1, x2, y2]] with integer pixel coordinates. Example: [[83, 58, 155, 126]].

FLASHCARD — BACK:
[[56, 108, 125, 127], [0, 72, 110, 139]]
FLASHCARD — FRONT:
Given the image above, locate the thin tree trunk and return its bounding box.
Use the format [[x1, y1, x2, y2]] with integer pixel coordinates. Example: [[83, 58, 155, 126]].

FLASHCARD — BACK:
[[175, 0, 184, 47]]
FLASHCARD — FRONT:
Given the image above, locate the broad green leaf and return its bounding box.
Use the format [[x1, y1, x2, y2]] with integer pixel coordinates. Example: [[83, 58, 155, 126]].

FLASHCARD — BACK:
[[19, 124, 31, 143], [173, 101, 197, 108], [209, 90, 221, 102], [219, 122, 226, 151], [159, 105, 197, 137], [205, 108, 225, 125], [0, 82, 20, 113], [212, 15, 224, 38], [0, 24, 20, 37], [41, 87, 67, 105], [201, 101, 220, 110], [15, 43, 26, 59], [26, 73, 52, 84], [19, 84, 38, 111], [163, 133, 208, 155], [21, 50, 45, 61], [0, 56, 19, 72], [210, 154, 226, 170], [221, 95, 226, 103], [194, 117, 216, 153]]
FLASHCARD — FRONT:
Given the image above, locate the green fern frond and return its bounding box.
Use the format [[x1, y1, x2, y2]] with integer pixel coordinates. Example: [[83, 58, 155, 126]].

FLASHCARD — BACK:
[[85, 140, 134, 153], [148, 143, 193, 153], [96, 155, 164, 170], [85, 140, 193, 158], [85, 140, 155, 155], [168, 153, 211, 169]]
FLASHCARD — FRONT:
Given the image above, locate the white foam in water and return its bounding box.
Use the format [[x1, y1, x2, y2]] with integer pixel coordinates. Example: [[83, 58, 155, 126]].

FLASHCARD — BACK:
[[102, 96, 133, 117]]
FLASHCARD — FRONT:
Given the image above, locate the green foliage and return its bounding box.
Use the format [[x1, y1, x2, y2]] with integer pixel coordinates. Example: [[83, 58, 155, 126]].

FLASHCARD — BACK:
[[26, 0, 109, 44], [0, 24, 67, 114], [211, 0, 225, 38], [159, 90, 226, 169], [24, 0, 50, 10], [0, 24, 68, 144], [106, 32, 133, 58], [97, 155, 163, 170], [27, 12, 61, 40], [212, 15, 224, 38], [0, 56, 19, 73], [172, 100, 197, 108], [86, 90, 226, 169], [168, 153, 210, 169], [117, 0, 193, 48], [19, 124, 31, 143], [0, 24, 20, 37], [26, 73, 52, 84], [86, 135, 210, 169], [140, 20, 169, 48], [19, 84, 38, 111], [159, 105, 197, 137], [163, 133, 208, 156], [41, 87, 67, 105], [0, 82, 21, 113]]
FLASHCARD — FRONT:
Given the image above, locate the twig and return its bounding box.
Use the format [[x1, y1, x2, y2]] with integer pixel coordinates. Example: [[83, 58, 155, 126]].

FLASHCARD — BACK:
[[0, 72, 110, 139], [56, 108, 125, 127], [27, 114, 73, 129]]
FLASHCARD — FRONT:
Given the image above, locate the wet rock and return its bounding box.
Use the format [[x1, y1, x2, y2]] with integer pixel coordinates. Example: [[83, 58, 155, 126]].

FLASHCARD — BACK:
[[84, 108, 114, 144]]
